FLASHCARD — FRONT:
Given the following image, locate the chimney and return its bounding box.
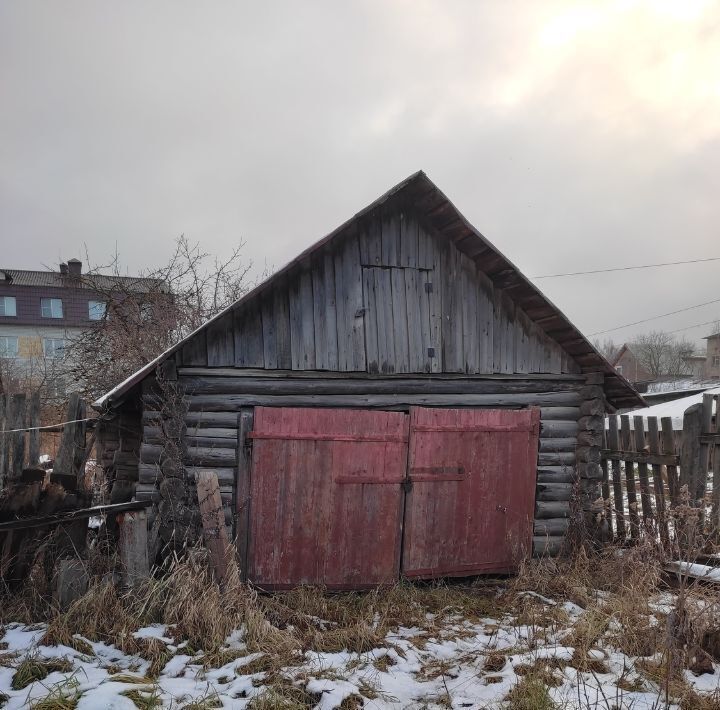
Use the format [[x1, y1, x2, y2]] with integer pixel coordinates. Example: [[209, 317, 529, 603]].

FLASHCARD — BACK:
[[59, 262, 68, 275], [67, 258, 82, 277]]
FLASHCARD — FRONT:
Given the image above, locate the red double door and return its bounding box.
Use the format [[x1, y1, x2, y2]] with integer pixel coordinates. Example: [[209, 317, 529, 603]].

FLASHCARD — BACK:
[[247, 406, 540, 589]]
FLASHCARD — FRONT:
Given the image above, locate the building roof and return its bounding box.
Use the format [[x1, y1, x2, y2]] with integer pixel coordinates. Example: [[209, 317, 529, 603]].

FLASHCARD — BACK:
[[623, 384, 720, 429], [0, 268, 163, 293], [93, 171, 645, 411], [703, 332, 720, 340]]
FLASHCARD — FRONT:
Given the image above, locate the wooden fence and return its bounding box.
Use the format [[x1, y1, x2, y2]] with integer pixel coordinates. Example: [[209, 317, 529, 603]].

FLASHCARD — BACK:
[[0, 392, 92, 493], [601, 393, 720, 545], [0, 392, 42, 491]]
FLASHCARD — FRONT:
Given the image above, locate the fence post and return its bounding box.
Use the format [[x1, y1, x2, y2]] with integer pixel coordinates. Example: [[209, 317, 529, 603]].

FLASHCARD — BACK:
[[27, 391, 41, 469], [9, 394, 26, 481], [0, 395, 7, 491], [620, 415, 640, 540], [606, 415, 626, 541], [710, 394, 720, 536], [118, 510, 150, 587], [681, 403, 704, 507], [197, 470, 230, 581]]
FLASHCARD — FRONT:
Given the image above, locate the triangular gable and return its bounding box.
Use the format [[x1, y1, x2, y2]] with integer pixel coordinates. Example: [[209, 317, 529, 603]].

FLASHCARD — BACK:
[[94, 171, 644, 410]]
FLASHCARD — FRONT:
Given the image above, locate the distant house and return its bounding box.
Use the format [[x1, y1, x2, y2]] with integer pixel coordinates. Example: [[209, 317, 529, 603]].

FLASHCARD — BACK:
[[703, 333, 720, 379], [683, 353, 708, 379], [0, 259, 162, 392], [611, 344, 654, 385]]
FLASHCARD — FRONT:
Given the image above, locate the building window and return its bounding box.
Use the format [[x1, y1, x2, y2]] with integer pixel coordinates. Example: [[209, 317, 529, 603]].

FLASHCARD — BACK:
[[88, 300, 107, 321], [40, 298, 63, 318], [43, 337, 65, 358], [139, 302, 153, 321], [616, 365, 623, 375], [0, 296, 17, 317], [713, 356, 720, 367], [0, 336, 18, 358]]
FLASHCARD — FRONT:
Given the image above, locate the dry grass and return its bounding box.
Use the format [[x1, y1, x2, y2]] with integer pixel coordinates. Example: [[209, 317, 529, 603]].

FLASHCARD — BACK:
[[11, 657, 74, 690], [121, 686, 162, 710], [505, 672, 557, 710]]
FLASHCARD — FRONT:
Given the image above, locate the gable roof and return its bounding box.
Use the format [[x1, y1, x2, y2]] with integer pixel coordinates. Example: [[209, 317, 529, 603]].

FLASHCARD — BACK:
[[0, 268, 163, 293], [93, 171, 644, 411]]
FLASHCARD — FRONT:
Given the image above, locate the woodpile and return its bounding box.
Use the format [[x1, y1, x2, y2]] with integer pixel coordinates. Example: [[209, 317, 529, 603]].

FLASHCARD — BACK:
[[0, 470, 91, 589]]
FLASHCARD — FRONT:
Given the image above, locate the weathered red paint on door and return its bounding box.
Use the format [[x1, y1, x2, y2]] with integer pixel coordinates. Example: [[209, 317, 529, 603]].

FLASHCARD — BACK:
[[247, 407, 407, 589], [401, 407, 540, 577]]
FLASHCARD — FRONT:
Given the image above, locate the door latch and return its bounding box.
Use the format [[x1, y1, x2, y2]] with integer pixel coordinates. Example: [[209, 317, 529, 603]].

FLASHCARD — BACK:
[[496, 505, 507, 514]]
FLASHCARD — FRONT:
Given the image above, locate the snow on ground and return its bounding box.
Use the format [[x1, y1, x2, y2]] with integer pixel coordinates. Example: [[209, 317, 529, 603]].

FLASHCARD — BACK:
[[1, 588, 719, 709]]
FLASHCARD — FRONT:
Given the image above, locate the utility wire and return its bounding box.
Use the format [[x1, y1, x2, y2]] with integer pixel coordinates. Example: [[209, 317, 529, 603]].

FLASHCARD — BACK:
[[532, 256, 720, 279], [0, 416, 95, 435], [588, 297, 720, 337], [668, 318, 720, 335]]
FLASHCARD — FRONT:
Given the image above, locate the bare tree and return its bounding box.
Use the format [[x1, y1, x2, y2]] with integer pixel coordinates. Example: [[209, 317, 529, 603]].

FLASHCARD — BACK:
[[592, 337, 620, 363], [62, 236, 252, 400], [630, 330, 695, 378]]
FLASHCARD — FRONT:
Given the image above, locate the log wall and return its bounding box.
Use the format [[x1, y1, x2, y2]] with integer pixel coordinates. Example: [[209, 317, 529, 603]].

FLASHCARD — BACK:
[[139, 370, 583, 556]]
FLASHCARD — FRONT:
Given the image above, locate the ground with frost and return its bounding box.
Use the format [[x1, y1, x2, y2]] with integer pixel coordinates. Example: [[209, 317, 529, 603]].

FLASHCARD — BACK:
[[1, 585, 719, 709]]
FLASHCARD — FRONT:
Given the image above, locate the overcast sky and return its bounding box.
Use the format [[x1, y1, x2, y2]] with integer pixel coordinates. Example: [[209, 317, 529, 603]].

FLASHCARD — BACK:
[[2, 1, 719, 348]]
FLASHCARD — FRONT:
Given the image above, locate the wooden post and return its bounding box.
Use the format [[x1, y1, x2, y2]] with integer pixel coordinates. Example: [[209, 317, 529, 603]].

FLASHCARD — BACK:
[[27, 391, 41, 468], [55, 393, 82, 475], [235, 408, 253, 581], [9, 394, 26, 481], [633, 416, 654, 524], [647, 417, 669, 546], [607, 415, 626, 541], [620, 415, 640, 540], [681, 403, 704, 507], [0, 395, 7, 491], [600, 425, 613, 538], [711, 395, 720, 536], [118, 510, 149, 587], [197, 470, 230, 582], [661, 417, 679, 507]]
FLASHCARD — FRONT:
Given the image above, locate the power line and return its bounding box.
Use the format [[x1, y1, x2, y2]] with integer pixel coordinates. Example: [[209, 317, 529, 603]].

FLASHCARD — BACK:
[[589, 297, 720, 337], [668, 318, 720, 335], [532, 256, 720, 279]]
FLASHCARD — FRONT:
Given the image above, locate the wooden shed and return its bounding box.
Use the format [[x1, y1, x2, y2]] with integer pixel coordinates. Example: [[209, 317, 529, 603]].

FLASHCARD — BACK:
[[93, 171, 644, 589]]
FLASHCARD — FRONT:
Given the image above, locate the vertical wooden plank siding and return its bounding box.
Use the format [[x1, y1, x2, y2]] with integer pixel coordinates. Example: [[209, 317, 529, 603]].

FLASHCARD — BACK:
[[391, 267, 410, 372], [207, 312, 235, 366], [234, 306, 264, 367], [289, 269, 316, 370], [171, 206, 582, 378], [402, 407, 540, 576], [335, 236, 366, 371], [312, 252, 339, 370], [425, 237, 443, 373], [440, 242, 464, 372], [374, 268, 396, 372], [461, 259, 479, 373], [248, 407, 406, 589]]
